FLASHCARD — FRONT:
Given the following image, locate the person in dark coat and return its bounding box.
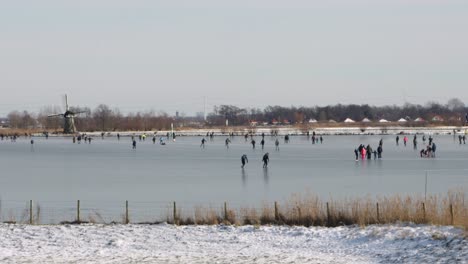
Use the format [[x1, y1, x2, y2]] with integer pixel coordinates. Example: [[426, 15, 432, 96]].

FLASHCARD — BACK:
[[262, 153, 269, 168], [241, 154, 248, 168]]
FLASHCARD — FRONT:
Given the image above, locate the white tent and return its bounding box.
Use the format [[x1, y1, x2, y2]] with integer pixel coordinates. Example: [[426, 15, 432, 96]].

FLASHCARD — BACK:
[[308, 118, 318, 123], [329, 119, 337, 123], [362, 118, 371, 122], [397, 118, 407, 122], [379, 119, 389, 123], [344, 118, 355, 123], [414, 117, 425, 122]]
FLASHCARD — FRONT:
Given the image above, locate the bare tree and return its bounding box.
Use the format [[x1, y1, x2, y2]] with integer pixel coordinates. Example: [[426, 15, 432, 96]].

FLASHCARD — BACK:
[[447, 98, 465, 112], [93, 104, 114, 131]]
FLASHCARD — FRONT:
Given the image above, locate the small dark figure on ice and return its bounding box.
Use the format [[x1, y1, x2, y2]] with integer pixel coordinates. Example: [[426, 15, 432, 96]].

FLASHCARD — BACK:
[[241, 154, 248, 168], [262, 153, 269, 168]]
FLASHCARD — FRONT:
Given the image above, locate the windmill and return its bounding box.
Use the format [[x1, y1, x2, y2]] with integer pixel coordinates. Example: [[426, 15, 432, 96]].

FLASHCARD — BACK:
[[48, 95, 85, 134]]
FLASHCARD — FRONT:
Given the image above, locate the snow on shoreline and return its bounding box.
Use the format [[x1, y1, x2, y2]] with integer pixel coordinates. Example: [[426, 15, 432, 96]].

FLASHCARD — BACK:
[[32, 126, 468, 137], [0, 223, 466, 263]]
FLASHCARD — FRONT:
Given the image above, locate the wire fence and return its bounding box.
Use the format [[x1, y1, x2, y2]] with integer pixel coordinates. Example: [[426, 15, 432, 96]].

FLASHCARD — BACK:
[[0, 194, 466, 228]]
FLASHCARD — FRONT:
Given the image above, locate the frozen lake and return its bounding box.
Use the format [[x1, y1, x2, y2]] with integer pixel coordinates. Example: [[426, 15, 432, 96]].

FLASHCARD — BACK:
[[0, 134, 467, 223]]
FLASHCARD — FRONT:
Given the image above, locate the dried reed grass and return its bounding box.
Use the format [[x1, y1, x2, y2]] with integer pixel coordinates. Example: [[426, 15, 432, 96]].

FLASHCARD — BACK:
[[171, 190, 467, 229]]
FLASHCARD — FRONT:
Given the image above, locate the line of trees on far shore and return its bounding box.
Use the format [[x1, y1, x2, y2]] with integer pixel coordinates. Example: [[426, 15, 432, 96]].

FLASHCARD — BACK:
[[2, 98, 468, 131]]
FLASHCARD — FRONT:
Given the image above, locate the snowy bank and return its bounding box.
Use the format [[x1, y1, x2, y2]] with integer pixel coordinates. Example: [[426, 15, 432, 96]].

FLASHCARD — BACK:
[[0, 223, 466, 263], [37, 126, 468, 137]]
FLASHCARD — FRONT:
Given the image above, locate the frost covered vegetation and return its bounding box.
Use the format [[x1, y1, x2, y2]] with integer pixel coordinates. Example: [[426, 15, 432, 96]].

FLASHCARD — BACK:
[[171, 191, 467, 230], [0, 223, 466, 263]]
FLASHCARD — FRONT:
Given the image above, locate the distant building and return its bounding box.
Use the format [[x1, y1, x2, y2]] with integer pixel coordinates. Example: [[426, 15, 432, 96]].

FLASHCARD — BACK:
[[308, 118, 318, 123], [414, 117, 425, 122], [0, 118, 9, 128], [344, 118, 355, 123], [379, 119, 389, 123], [397, 118, 407, 123], [431, 115, 444, 122], [362, 118, 371, 123]]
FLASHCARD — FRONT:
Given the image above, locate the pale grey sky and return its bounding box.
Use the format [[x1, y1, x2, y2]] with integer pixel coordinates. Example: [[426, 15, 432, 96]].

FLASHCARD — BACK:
[[1, 0, 467, 116]]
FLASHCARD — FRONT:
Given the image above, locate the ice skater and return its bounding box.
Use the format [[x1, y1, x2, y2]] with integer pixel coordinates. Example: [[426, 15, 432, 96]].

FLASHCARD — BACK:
[[262, 153, 269, 168], [225, 138, 231, 149], [241, 154, 248, 168], [200, 138, 207, 148], [275, 139, 279, 151]]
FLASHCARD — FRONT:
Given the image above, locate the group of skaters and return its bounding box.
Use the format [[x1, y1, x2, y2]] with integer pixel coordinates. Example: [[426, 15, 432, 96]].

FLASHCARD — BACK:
[[73, 134, 92, 144], [307, 131, 324, 144], [1, 132, 44, 142], [354, 139, 383, 161], [395, 134, 438, 158], [240, 152, 270, 168], [458, 135, 466, 145], [420, 142, 437, 158], [202, 132, 298, 152], [0, 134, 19, 142], [396, 134, 434, 148]]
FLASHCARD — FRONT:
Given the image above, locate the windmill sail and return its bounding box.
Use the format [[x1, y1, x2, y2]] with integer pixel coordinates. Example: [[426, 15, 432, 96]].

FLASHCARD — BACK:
[[47, 94, 83, 134]]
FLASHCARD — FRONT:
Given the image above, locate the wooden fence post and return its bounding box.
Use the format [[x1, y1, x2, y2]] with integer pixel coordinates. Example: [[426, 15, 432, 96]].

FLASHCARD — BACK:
[[326, 202, 330, 226], [125, 200, 129, 224], [449, 204, 454, 225], [274, 201, 279, 221], [422, 202, 426, 222], [376, 203, 380, 223], [173, 201, 177, 225], [224, 202, 228, 221], [77, 200, 80, 223], [29, 200, 33, 225]]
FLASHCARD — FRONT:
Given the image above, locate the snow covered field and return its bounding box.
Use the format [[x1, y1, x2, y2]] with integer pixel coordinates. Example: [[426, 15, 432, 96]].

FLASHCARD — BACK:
[[0, 223, 466, 263]]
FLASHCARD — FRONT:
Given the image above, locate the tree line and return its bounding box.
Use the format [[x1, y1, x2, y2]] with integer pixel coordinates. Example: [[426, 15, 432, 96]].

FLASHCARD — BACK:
[[6, 104, 174, 131], [207, 98, 467, 126], [3, 98, 467, 131]]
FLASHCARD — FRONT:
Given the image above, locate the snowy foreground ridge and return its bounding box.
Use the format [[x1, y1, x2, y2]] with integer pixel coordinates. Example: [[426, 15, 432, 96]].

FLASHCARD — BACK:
[[0, 224, 466, 264]]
